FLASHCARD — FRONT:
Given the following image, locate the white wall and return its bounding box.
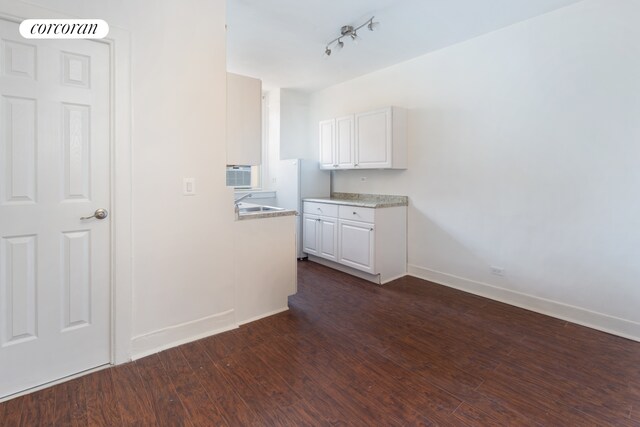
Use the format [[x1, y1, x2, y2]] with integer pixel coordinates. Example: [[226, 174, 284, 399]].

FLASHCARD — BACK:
[[310, 0, 640, 339], [10, 0, 240, 357], [264, 89, 281, 190], [280, 89, 311, 160], [126, 1, 237, 351]]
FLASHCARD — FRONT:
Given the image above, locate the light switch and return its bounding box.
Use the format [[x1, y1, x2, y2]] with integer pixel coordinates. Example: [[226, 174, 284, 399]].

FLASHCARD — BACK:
[[183, 178, 196, 196]]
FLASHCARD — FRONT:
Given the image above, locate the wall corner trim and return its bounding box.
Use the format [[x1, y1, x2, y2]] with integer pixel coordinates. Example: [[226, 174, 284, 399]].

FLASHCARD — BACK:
[[130, 309, 237, 360], [237, 307, 289, 326], [407, 264, 640, 343]]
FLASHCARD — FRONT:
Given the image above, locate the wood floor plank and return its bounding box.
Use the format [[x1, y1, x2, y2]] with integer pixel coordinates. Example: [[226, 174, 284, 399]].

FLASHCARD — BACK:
[[252, 335, 370, 425], [19, 387, 56, 427], [84, 368, 122, 427], [135, 354, 191, 427], [180, 340, 263, 427], [477, 372, 606, 426], [0, 395, 25, 427], [53, 377, 88, 427], [157, 347, 228, 427], [2, 260, 639, 426], [214, 349, 301, 425], [110, 362, 158, 426], [453, 402, 504, 427], [495, 359, 633, 424]]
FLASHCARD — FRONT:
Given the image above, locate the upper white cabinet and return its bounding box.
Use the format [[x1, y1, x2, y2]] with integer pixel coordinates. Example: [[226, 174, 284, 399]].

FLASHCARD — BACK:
[[227, 73, 262, 166], [336, 115, 355, 168], [319, 106, 407, 170], [318, 119, 335, 169]]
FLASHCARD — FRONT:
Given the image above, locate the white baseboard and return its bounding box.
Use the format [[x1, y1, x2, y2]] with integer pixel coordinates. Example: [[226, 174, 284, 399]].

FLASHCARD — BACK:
[[308, 255, 381, 284], [381, 273, 409, 284], [408, 264, 640, 342], [130, 309, 237, 360], [0, 364, 110, 403], [237, 306, 289, 326]]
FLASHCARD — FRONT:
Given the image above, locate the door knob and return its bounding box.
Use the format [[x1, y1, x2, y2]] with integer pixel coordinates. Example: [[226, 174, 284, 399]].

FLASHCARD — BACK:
[[81, 208, 108, 220]]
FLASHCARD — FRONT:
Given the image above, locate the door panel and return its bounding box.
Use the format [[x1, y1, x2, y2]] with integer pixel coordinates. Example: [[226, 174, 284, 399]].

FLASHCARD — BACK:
[[0, 19, 110, 398], [1, 234, 37, 346], [319, 119, 335, 169], [2, 96, 36, 204], [62, 230, 91, 330], [319, 217, 338, 261], [303, 215, 319, 255], [338, 219, 375, 274], [336, 115, 354, 168], [355, 108, 392, 169], [62, 104, 91, 200]]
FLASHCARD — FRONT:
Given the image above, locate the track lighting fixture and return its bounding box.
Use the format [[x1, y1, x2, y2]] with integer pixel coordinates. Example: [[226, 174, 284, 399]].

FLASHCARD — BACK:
[[324, 16, 378, 57]]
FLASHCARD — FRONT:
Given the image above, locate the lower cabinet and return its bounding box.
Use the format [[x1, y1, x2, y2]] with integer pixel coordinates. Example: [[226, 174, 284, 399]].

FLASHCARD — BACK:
[[337, 219, 375, 274], [303, 201, 406, 284], [302, 214, 320, 255], [302, 213, 338, 262]]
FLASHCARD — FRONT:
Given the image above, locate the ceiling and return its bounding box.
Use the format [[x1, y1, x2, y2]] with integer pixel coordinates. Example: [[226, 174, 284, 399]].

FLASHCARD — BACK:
[[226, 0, 583, 92]]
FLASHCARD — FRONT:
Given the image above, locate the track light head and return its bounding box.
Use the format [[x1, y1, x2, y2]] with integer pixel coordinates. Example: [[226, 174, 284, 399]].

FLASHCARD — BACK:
[[341, 25, 354, 36], [325, 17, 377, 57]]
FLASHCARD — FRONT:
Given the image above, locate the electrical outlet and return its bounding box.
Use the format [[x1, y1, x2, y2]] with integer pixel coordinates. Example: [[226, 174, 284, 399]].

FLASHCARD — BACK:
[[490, 266, 505, 277], [183, 178, 196, 196]]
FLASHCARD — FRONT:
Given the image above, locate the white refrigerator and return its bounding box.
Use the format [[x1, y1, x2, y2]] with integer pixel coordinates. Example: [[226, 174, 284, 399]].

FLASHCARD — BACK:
[[276, 159, 330, 258]]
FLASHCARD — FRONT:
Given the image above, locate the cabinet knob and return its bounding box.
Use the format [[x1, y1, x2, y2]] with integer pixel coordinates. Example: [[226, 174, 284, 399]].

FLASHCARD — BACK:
[[352, 212, 357, 215], [370, 228, 374, 231], [354, 163, 359, 167]]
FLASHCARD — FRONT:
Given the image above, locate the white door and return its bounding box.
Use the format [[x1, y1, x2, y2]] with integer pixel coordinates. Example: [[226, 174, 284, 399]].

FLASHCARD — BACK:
[[335, 115, 354, 168], [355, 108, 392, 169], [302, 215, 320, 255], [338, 219, 375, 274], [318, 217, 338, 261], [318, 119, 335, 170], [0, 19, 111, 398]]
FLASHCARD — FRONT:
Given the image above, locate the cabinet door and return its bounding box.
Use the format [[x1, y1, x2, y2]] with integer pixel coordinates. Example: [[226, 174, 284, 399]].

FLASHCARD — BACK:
[[319, 216, 338, 261], [302, 214, 320, 255], [319, 119, 335, 169], [355, 108, 392, 169], [227, 73, 262, 165], [335, 115, 354, 168], [338, 219, 375, 274]]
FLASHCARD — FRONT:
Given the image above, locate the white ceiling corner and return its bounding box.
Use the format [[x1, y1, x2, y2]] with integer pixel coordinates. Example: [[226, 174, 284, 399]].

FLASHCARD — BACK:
[[226, 0, 584, 92]]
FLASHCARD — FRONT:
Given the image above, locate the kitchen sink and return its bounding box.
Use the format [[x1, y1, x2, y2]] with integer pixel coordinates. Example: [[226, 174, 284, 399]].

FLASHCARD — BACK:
[[237, 204, 285, 214]]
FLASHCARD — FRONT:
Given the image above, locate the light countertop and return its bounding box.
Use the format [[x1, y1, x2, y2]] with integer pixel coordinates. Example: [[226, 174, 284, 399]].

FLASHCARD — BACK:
[[236, 203, 297, 221], [303, 192, 408, 208]]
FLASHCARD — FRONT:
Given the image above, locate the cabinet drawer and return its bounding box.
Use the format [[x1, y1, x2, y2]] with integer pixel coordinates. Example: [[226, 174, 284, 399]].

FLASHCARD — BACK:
[[339, 205, 375, 223], [304, 201, 338, 217]]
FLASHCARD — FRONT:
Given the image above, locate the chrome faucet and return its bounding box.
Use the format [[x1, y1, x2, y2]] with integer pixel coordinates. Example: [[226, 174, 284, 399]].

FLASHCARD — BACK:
[[234, 193, 253, 212]]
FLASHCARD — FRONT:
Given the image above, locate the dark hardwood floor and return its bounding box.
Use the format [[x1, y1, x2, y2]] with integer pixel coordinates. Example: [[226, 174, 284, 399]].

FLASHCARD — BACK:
[[2, 260, 639, 426]]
